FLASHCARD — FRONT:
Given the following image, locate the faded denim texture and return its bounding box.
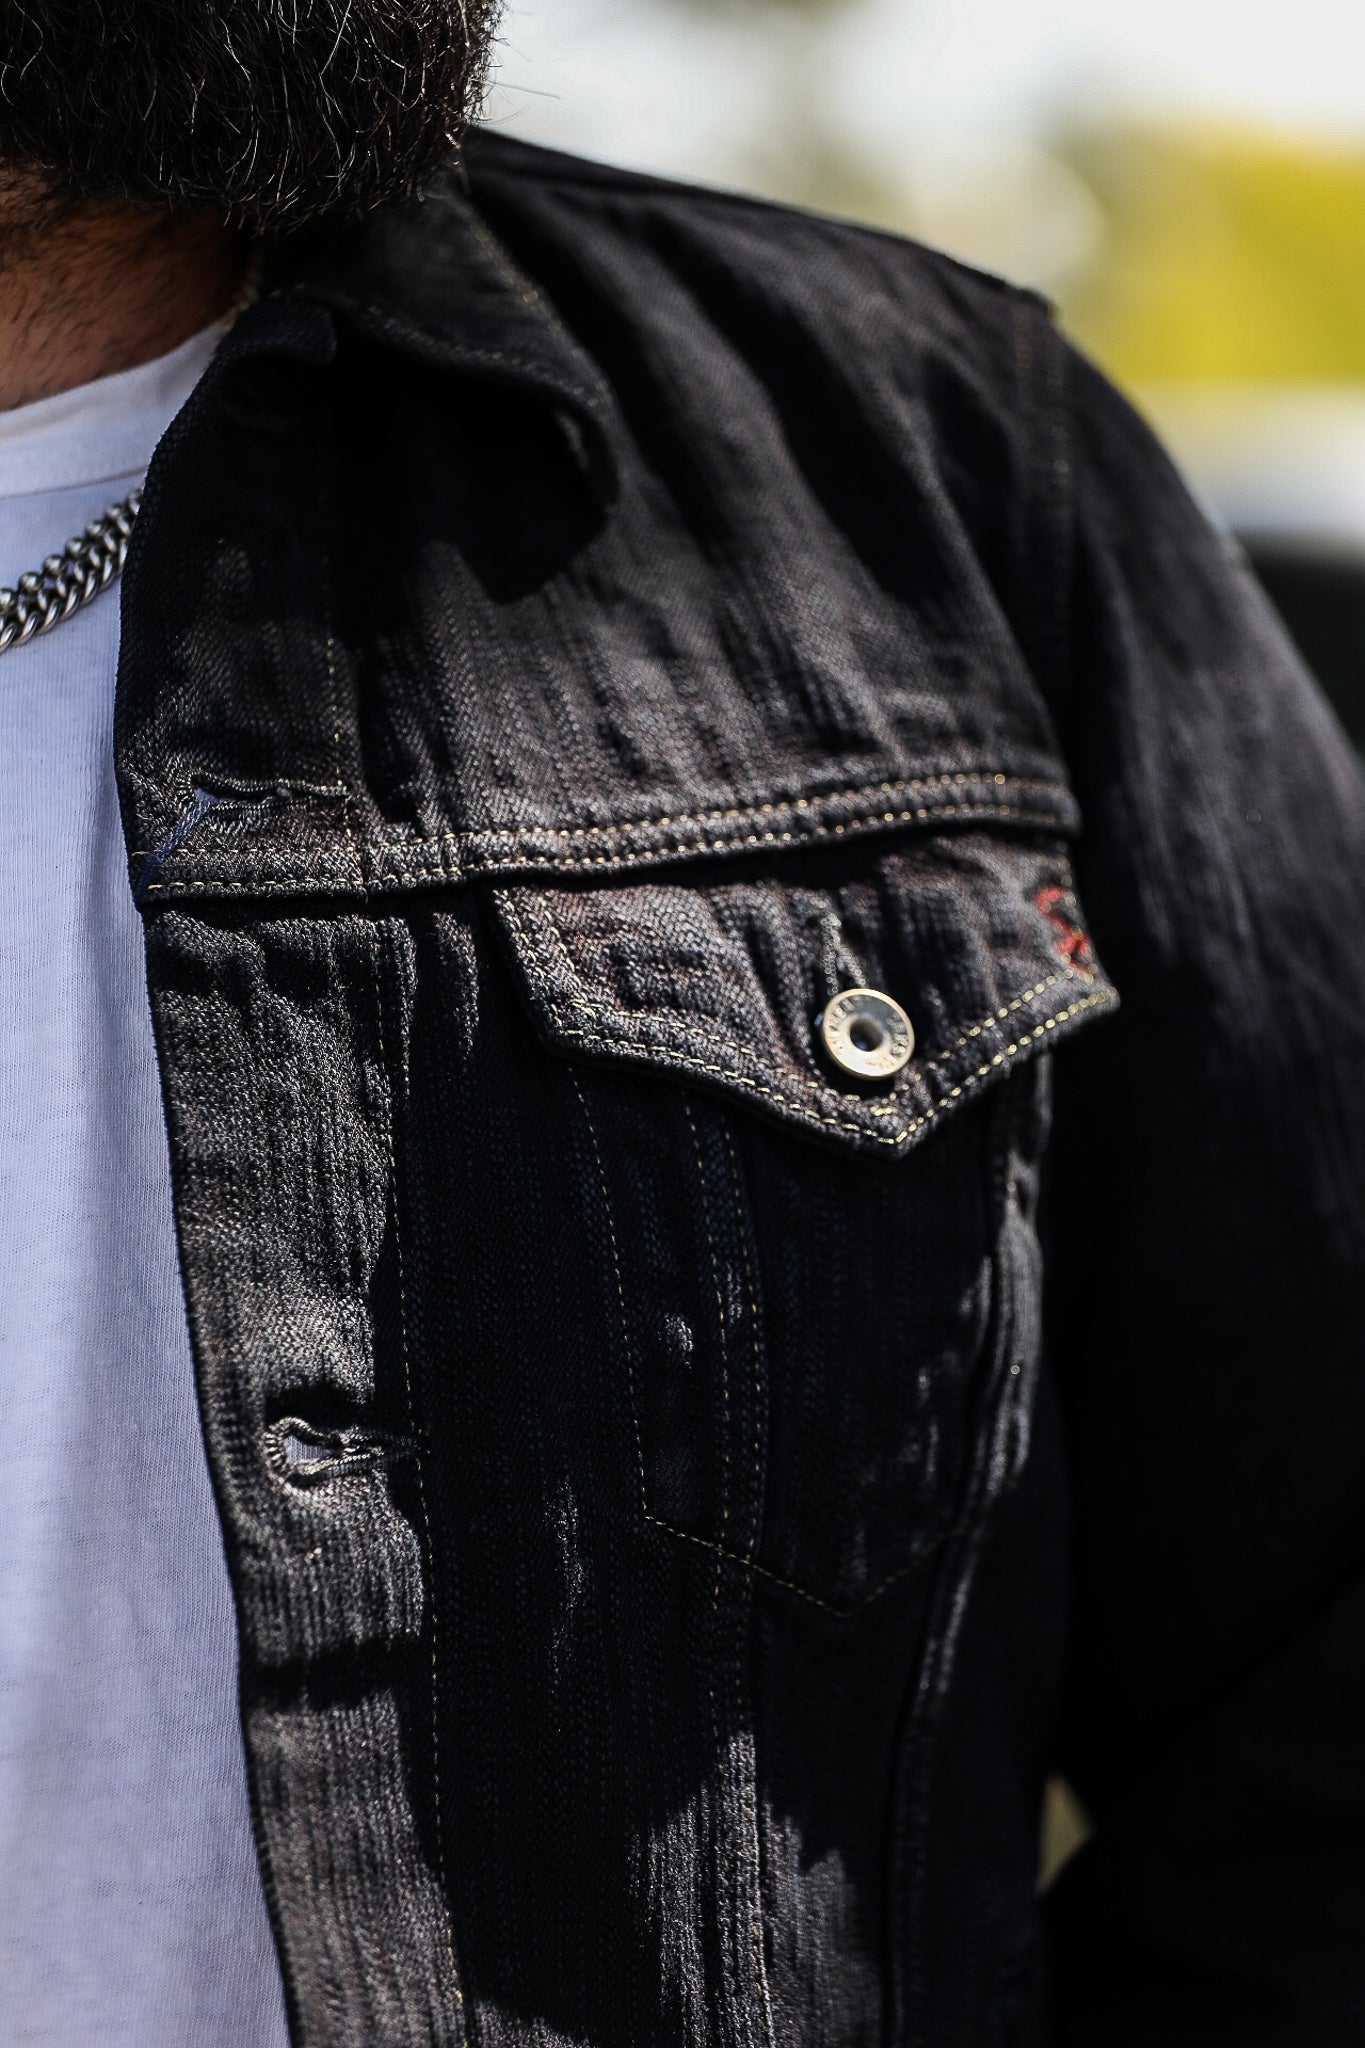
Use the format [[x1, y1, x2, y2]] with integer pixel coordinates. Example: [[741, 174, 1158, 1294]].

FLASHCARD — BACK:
[[114, 133, 1365, 2046]]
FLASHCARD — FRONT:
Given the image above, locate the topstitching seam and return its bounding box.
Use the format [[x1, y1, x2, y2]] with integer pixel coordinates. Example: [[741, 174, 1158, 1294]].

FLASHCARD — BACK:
[[715, 1116, 778, 2048], [337, 580, 463, 2025], [501, 880, 1103, 1146], [336, 300, 610, 422], [142, 796, 1041, 892], [563, 1001, 1112, 1618], [519, 885, 1076, 1090], [137, 772, 1074, 891], [457, 204, 615, 422], [149, 769, 1043, 858], [569, 1072, 651, 1524], [685, 1101, 740, 1971], [551, 992, 1112, 1150]]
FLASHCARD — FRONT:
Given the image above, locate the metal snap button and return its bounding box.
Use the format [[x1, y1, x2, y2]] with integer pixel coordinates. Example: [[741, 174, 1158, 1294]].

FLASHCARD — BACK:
[[816, 988, 915, 1080]]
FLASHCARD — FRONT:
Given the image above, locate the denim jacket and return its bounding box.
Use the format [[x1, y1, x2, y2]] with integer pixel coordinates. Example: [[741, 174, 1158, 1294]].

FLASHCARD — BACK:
[[118, 132, 1365, 2047]]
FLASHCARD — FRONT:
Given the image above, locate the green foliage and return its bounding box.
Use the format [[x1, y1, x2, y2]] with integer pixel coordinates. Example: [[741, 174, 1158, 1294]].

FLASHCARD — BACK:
[[1057, 125, 1365, 383], [629, 0, 1365, 388]]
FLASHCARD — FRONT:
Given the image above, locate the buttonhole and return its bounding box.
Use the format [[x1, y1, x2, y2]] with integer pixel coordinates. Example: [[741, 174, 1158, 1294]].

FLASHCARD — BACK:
[[267, 1414, 420, 1486], [284, 1431, 337, 1468], [269, 1415, 349, 1483]]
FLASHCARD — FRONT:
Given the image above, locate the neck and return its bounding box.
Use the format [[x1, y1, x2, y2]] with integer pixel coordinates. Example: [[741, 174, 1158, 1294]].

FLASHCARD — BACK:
[[0, 180, 245, 412]]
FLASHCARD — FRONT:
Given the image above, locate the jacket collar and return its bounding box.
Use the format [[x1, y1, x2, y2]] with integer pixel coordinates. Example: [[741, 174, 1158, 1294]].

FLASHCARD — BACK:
[[245, 169, 622, 505]]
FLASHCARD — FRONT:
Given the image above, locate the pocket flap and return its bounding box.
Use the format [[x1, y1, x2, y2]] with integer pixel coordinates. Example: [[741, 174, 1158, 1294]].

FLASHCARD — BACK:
[[490, 830, 1117, 1159]]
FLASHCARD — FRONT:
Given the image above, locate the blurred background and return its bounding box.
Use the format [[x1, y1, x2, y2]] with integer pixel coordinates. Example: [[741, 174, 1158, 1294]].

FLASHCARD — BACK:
[[487, 0, 1365, 746]]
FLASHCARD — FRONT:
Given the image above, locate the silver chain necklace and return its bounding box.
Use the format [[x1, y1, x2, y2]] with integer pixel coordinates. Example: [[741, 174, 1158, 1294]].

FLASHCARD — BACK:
[[0, 257, 260, 656], [0, 490, 142, 654]]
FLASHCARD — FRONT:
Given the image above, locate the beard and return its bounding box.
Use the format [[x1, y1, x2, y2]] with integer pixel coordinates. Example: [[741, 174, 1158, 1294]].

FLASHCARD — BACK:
[[0, 0, 503, 232]]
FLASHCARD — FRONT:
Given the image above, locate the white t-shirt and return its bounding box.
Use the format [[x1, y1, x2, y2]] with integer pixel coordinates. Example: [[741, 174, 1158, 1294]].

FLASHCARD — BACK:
[[0, 329, 290, 2043]]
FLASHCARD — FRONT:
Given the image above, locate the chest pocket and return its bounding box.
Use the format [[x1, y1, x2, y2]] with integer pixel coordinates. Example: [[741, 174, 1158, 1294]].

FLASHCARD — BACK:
[[490, 826, 1116, 1617]]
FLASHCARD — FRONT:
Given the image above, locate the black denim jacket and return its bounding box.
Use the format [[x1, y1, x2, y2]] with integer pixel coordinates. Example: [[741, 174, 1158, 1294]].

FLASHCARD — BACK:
[[117, 133, 1365, 2047]]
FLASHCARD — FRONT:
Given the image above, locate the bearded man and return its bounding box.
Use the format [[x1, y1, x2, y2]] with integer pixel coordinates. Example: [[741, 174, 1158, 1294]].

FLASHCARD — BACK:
[[1, 4, 1362, 2045]]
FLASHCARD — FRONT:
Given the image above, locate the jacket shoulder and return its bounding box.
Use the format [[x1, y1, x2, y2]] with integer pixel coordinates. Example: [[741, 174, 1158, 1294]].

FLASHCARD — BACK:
[[460, 129, 1051, 370]]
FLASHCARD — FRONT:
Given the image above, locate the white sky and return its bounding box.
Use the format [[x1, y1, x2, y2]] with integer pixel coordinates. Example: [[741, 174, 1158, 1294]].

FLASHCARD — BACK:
[[489, 0, 1365, 183]]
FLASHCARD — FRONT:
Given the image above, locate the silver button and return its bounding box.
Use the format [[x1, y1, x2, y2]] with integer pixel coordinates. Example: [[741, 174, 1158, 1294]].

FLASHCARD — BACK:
[[816, 988, 915, 1080]]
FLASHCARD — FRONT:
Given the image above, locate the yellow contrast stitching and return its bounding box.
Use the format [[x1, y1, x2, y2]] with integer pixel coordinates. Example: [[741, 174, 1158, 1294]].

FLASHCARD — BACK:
[[502, 875, 1109, 1147], [637, 1510, 973, 1620], [552, 992, 1113, 1148], [545, 925, 1112, 1613], [141, 774, 1070, 893], [722, 1134, 765, 1580], [518, 890, 838, 1080], [374, 967, 463, 2017], [719, 1123, 778, 2046], [524, 876, 1075, 1090], [447, 770, 1019, 846], [569, 1073, 651, 1522], [686, 1103, 738, 1938], [352, 663, 462, 2021], [142, 799, 1031, 893], [368, 794, 1043, 862]]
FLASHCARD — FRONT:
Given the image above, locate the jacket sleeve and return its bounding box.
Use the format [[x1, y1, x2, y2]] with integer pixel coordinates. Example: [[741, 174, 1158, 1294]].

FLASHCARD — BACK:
[[1041, 342, 1365, 2042]]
